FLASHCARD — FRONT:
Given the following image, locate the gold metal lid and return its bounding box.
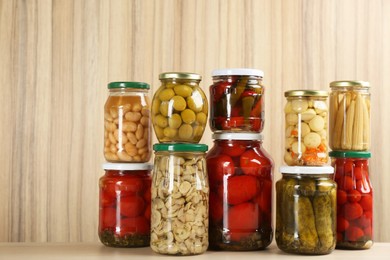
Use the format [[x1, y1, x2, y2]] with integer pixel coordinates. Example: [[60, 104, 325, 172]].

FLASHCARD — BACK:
[[159, 72, 202, 80], [284, 90, 329, 97], [329, 80, 370, 88]]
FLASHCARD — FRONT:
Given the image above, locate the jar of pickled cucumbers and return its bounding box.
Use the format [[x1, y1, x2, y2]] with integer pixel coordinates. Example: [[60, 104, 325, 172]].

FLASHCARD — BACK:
[[206, 133, 273, 251], [284, 90, 329, 166], [330, 151, 373, 250], [151, 73, 208, 143], [329, 81, 370, 151], [98, 163, 152, 247], [151, 143, 209, 255], [276, 166, 336, 255], [210, 68, 265, 132], [104, 82, 151, 163]]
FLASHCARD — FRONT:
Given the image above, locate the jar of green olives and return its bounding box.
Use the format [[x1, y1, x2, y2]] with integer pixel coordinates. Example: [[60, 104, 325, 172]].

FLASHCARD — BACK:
[[276, 166, 336, 255], [284, 90, 329, 166], [151, 73, 208, 143]]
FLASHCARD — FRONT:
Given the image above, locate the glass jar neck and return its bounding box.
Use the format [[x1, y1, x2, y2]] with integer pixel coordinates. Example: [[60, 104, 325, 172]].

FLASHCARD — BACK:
[[212, 75, 262, 82], [282, 173, 333, 180], [109, 88, 148, 94]]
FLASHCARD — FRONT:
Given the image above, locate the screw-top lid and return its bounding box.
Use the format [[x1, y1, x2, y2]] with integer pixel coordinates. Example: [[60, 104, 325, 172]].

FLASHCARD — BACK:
[[280, 166, 334, 174], [108, 81, 150, 89], [212, 133, 263, 141], [102, 163, 153, 171], [159, 72, 202, 80], [284, 90, 328, 97], [329, 151, 371, 158], [153, 143, 208, 152], [212, 68, 264, 77], [329, 80, 370, 88]]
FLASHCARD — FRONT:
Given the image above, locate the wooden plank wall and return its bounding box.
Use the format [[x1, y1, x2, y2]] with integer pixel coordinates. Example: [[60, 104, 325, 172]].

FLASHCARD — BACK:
[[0, 0, 389, 242]]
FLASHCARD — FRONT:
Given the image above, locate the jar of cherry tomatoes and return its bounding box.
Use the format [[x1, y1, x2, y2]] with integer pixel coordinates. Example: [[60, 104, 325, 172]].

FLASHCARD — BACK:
[[284, 90, 329, 166], [104, 82, 151, 163], [330, 151, 373, 249], [210, 68, 265, 132], [276, 166, 336, 255], [98, 163, 152, 247], [151, 73, 208, 143], [151, 143, 209, 255], [206, 133, 273, 250], [329, 81, 371, 151]]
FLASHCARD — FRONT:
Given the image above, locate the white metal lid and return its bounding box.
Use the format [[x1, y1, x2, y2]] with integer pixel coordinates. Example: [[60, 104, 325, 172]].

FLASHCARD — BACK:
[[212, 68, 264, 77], [212, 133, 263, 141], [102, 163, 153, 171], [280, 166, 334, 174]]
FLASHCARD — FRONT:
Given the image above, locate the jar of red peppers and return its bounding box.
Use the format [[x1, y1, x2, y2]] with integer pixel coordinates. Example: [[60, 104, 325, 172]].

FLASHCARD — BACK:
[[206, 133, 273, 250], [104, 82, 151, 163], [209, 68, 265, 132], [98, 163, 152, 247], [284, 90, 329, 166], [330, 151, 373, 249]]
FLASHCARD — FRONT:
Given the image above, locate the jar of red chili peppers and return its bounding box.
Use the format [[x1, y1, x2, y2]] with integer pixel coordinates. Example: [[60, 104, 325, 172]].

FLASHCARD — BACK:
[[98, 163, 152, 247], [206, 133, 273, 250], [209, 68, 265, 132], [330, 151, 373, 249]]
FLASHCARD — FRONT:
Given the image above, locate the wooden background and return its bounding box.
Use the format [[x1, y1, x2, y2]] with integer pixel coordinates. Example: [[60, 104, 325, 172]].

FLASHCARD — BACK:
[[0, 0, 389, 243]]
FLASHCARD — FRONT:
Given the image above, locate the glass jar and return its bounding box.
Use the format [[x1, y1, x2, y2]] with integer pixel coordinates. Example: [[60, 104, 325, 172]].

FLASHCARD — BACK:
[[151, 72, 208, 143], [329, 81, 370, 151], [276, 166, 336, 255], [206, 133, 273, 250], [151, 143, 209, 255], [98, 163, 152, 247], [330, 151, 373, 249], [209, 68, 265, 132], [104, 82, 151, 163], [284, 90, 329, 166]]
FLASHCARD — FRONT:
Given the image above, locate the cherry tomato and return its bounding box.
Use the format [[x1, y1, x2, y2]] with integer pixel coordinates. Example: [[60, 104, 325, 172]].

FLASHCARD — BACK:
[[100, 189, 116, 208], [219, 141, 247, 157], [118, 216, 149, 236], [207, 154, 235, 184], [254, 179, 272, 213], [120, 196, 145, 218], [337, 190, 348, 205], [100, 207, 117, 229], [348, 190, 362, 203], [240, 149, 272, 177]]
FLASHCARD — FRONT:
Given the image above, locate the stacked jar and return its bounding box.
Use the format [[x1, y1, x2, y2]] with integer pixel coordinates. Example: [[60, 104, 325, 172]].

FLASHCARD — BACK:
[[99, 82, 153, 247], [206, 68, 274, 251], [276, 90, 337, 255], [329, 81, 373, 250], [150, 72, 209, 255]]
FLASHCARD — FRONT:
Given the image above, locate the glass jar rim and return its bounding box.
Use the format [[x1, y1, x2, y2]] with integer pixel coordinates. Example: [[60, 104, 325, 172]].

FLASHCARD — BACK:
[[212, 133, 263, 141], [102, 163, 153, 171], [159, 72, 201, 80], [280, 166, 334, 174], [212, 68, 264, 77], [330, 80, 370, 88]]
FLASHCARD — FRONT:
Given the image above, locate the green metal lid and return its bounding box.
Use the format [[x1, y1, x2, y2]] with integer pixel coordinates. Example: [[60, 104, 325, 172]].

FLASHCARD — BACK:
[[108, 81, 150, 89], [329, 80, 370, 88], [284, 90, 328, 97], [159, 72, 202, 80], [329, 151, 371, 158], [153, 143, 208, 152]]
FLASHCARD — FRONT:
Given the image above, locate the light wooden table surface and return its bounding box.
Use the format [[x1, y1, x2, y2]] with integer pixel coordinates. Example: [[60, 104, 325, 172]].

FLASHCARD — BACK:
[[0, 243, 389, 260]]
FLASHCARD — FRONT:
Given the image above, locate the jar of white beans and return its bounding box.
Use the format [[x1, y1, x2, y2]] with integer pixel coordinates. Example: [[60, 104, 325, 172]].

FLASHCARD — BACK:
[[104, 82, 151, 163], [284, 90, 329, 166]]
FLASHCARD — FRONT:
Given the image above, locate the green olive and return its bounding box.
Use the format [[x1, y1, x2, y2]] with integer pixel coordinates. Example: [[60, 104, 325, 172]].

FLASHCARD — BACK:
[[163, 127, 177, 138], [174, 85, 193, 97], [168, 113, 182, 129], [196, 112, 207, 125], [151, 99, 161, 115], [193, 125, 204, 137], [181, 109, 196, 124], [165, 82, 176, 89], [154, 125, 164, 139], [187, 91, 203, 112], [172, 96, 187, 111], [159, 102, 170, 117], [155, 114, 168, 128], [178, 124, 193, 139], [159, 88, 175, 101]]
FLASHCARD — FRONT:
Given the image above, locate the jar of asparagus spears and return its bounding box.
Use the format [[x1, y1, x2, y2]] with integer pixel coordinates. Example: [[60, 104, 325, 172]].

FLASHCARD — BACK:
[[276, 166, 336, 255], [329, 81, 370, 151]]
